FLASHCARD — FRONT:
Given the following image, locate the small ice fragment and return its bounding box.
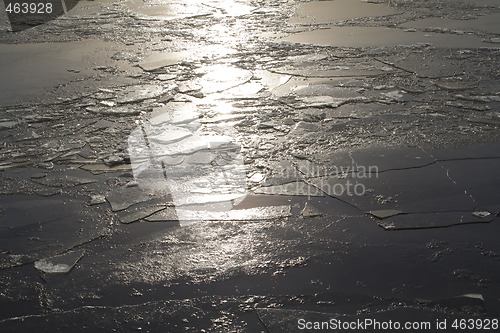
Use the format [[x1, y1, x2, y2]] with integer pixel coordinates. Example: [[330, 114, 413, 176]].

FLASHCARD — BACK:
[[34, 250, 84, 274], [0, 121, 19, 129], [461, 293, 484, 301], [295, 121, 319, 132], [378, 221, 396, 230], [472, 211, 491, 218], [126, 180, 139, 187], [89, 194, 106, 205], [484, 37, 500, 44], [103, 155, 124, 167], [158, 74, 176, 81], [30, 173, 47, 179], [297, 96, 342, 108], [99, 100, 116, 107], [380, 90, 404, 101], [248, 172, 265, 183]]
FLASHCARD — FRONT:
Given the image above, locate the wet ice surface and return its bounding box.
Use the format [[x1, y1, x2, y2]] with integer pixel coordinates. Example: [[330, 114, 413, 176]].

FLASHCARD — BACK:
[[289, 0, 399, 25], [284, 0, 500, 48], [282, 26, 497, 48], [1, 0, 500, 331]]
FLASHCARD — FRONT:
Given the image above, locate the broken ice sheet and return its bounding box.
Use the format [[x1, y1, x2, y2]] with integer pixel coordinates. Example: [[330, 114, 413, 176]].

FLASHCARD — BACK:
[[400, 13, 500, 35], [138, 51, 188, 72], [431, 79, 472, 90], [86, 105, 141, 116], [146, 124, 193, 144], [378, 51, 476, 79], [292, 83, 364, 99], [30, 169, 97, 188], [378, 211, 495, 230], [149, 102, 200, 126], [271, 76, 363, 98], [116, 84, 166, 104], [295, 96, 363, 109], [144, 206, 178, 222], [80, 163, 132, 174], [379, 90, 410, 102], [34, 250, 84, 274], [287, 53, 328, 62], [117, 205, 167, 224], [253, 70, 291, 92], [106, 186, 163, 211], [157, 74, 176, 81], [268, 57, 392, 78], [262, 160, 303, 186], [195, 65, 252, 93], [221, 82, 265, 99], [0, 175, 58, 197]]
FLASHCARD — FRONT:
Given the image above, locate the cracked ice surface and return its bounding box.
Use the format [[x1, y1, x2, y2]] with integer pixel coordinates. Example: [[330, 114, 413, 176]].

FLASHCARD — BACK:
[[1, 0, 500, 330]]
